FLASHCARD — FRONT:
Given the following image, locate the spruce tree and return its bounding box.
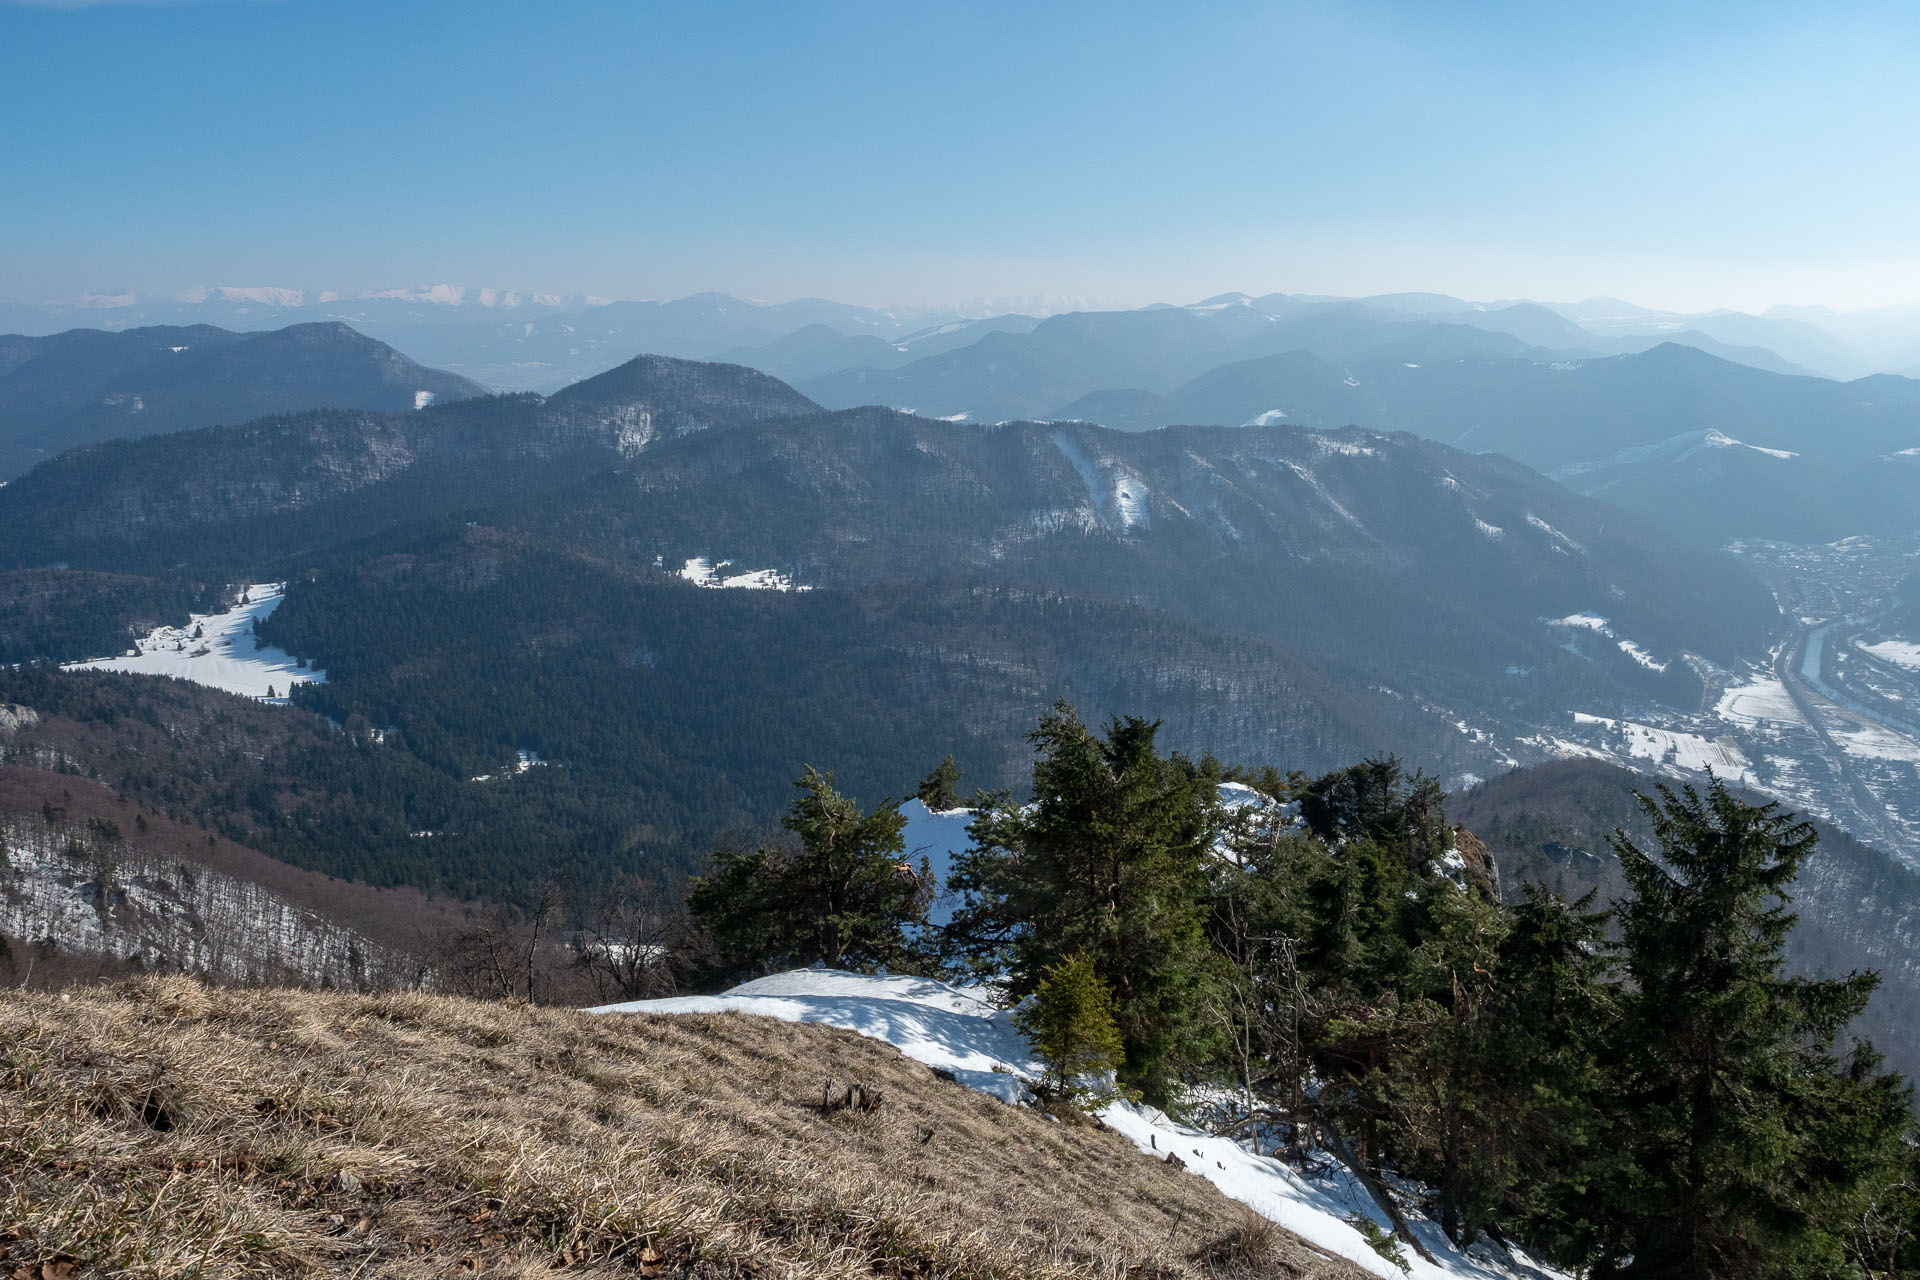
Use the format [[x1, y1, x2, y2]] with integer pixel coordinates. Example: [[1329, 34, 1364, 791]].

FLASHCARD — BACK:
[[949, 703, 1217, 1106], [916, 755, 962, 810], [1596, 778, 1911, 1280], [1015, 951, 1126, 1103], [690, 767, 929, 978]]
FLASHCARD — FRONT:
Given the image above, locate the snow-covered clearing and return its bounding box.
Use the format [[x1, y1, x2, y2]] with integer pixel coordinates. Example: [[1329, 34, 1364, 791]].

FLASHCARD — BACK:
[[1545, 613, 1666, 671], [678, 557, 809, 591], [60, 583, 321, 702], [1715, 675, 1807, 729], [598, 969, 1566, 1280], [1860, 639, 1920, 672], [1571, 713, 1752, 780], [1831, 723, 1920, 766]]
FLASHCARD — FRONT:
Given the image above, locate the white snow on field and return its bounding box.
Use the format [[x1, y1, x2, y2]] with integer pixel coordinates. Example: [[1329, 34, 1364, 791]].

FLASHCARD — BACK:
[[1831, 723, 1920, 765], [600, 969, 1569, 1280], [413, 389, 436, 410], [1715, 675, 1807, 729], [1550, 612, 1610, 632], [1860, 640, 1920, 672], [678, 557, 810, 591], [1572, 712, 1752, 780], [598, 969, 1038, 1104], [1244, 408, 1288, 426], [1473, 517, 1506, 540], [61, 583, 321, 702]]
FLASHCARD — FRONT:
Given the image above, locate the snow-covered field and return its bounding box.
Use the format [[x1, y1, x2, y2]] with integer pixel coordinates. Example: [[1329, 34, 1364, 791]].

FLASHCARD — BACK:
[[597, 969, 1566, 1280], [678, 557, 810, 591], [1860, 639, 1920, 672], [60, 583, 322, 702], [1831, 723, 1920, 766], [1570, 713, 1752, 781], [1714, 674, 1808, 729]]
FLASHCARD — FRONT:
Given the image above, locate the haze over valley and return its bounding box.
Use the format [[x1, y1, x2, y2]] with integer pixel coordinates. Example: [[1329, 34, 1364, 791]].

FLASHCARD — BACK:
[[10, 5, 1920, 1276]]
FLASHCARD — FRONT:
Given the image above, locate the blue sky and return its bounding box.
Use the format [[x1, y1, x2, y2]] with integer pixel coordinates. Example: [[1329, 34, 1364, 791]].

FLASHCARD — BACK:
[[6, 0, 1920, 311]]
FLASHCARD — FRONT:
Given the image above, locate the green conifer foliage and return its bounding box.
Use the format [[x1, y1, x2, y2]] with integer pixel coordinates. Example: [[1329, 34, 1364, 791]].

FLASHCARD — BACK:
[[690, 767, 929, 978], [1015, 951, 1126, 1103], [916, 755, 963, 811], [1597, 778, 1912, 1280], [949, 702, 1218, 1106]]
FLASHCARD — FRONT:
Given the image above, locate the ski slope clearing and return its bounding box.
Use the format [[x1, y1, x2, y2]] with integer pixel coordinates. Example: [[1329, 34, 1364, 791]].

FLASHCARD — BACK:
[[60, 582, 322, 702], [598, 968, 1568, 1280]]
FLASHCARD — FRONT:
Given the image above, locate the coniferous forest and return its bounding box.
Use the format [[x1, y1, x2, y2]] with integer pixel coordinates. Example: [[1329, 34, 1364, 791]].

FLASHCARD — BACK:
[[688, 705, 1920, 1280]]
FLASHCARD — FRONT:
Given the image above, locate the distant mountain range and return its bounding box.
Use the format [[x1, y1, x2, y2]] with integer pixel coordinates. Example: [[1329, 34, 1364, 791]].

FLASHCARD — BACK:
[[14, 285, 1920, 393], [0, 321, 483, 479]]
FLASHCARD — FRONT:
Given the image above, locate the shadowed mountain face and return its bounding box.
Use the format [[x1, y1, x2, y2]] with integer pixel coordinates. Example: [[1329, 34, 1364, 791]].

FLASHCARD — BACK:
[[0, 321, 486, 479]]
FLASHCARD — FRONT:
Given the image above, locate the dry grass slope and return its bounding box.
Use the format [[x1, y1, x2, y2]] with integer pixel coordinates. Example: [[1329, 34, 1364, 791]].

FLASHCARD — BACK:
[[0, 979, 1368, 1280]]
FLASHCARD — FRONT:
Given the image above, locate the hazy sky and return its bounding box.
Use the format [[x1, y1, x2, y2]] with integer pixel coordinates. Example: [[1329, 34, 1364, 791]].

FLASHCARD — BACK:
[[8, 0, 1920, 313]]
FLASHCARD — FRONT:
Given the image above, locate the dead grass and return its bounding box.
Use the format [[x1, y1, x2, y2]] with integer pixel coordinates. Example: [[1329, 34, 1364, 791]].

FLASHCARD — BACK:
[[0, 978, 1368, 1280]]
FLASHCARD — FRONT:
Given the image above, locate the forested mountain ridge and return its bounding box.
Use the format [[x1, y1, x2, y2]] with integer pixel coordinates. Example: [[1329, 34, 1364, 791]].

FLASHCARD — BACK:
[[0, 352, 1794, 913], [0, 321, 485, 479], [1055, 342, 1920, 546], [0, 354, 804, 570]]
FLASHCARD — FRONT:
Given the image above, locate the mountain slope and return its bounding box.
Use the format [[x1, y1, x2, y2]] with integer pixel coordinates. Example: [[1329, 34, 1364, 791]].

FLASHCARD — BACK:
[[1070, 342, 1920, 544], [0, 354, 803, 572], [0, 322, 485, 478], [2, 978, 1354, 1279], [798, 305, 1552, 422]]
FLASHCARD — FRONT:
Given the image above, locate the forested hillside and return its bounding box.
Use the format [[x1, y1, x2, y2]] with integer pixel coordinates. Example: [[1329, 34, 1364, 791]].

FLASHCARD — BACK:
[[0, 321, 484, 478]]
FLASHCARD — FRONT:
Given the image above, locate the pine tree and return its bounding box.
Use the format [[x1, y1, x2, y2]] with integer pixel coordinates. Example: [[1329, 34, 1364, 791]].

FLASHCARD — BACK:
[[1015, 951, 1126, 1103], [1596, 778, 1911, 1280], [916, 755, 962, 810], [690, 768, 929, 978], [949, 703, 1217, 1106]]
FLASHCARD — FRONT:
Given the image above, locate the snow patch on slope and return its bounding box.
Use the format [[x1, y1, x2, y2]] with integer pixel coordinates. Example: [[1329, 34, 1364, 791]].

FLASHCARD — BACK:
[[679, 557, 810, 591], [1704, 429, 1798, 460], [1052, 432, 1151, 531], [600, 969, 1570, 1280]]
